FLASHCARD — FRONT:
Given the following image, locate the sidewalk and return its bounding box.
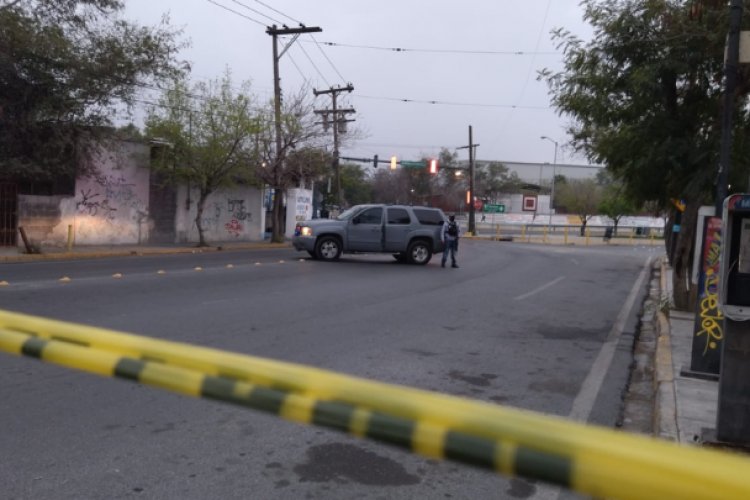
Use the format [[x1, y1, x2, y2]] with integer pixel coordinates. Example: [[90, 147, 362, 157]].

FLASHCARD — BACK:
[[655, 260, 720, 445]]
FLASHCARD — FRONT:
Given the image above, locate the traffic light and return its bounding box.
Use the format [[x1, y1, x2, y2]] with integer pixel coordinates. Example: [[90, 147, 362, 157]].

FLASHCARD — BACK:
[[428, 158, 438, 174], [373, 154, 378, 168], [390, 156, 397, 170]]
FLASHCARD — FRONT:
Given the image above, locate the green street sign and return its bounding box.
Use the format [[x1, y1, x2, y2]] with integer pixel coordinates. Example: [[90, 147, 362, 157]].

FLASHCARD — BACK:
[[400, 161, 426, 169], [483, 204, 505, 213]]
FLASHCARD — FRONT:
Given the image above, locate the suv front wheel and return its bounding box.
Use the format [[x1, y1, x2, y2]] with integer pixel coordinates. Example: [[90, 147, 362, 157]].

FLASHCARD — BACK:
[[407, 240, 432, 265], [315, 236, 342, 261]]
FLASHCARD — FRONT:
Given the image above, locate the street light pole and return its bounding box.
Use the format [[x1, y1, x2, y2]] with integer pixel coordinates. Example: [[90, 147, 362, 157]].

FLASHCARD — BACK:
[[540, 136, 558, 227]]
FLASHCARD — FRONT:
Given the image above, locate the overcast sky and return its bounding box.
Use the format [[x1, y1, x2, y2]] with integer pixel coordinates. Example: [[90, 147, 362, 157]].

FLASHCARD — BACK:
[[122, 0, 593, 166]]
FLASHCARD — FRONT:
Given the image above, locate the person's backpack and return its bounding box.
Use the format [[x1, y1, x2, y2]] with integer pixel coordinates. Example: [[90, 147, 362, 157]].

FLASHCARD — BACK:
[[447, 221, 458, 237]]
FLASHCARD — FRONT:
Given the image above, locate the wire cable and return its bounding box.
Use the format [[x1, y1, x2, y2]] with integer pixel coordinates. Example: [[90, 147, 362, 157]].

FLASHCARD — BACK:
[[204, 0, 267, 27], [252, 0, 302, 25], [310, 35, 348, 84], [228, 0, 283, 25], [295, 42, 330, 87], [301, 40, 559, 56], [356, 94, 549, 110]]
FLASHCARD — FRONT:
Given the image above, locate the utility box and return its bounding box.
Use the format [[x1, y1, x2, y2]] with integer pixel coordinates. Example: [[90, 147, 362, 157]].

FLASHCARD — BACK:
[[719, 194, 750, 320], [716, 193, 750, 445]]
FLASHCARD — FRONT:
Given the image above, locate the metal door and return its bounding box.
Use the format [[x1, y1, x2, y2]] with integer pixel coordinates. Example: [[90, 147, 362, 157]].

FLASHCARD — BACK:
[[347, 207, 383, 252]]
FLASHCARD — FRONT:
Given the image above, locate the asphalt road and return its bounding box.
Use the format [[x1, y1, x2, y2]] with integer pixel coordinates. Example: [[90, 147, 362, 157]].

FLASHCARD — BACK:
[[0, 241, 659, 499]]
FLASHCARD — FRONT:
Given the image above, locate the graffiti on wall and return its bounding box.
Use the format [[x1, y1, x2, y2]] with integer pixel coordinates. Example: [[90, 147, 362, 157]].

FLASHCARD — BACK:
[[76, 173, 147, 222], [193, 198, 253, 238], [228, 199, 251, 221], [76, 188, 117, 220], [691, 216, 723, 374]]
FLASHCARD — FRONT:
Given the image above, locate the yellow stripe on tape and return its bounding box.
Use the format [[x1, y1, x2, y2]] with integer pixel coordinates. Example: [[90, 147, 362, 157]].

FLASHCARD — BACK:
[[1, 309, 750, 500]]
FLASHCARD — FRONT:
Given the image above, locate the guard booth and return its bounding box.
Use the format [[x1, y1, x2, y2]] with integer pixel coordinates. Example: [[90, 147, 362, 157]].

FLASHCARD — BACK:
[[716, 193, 750, 444]]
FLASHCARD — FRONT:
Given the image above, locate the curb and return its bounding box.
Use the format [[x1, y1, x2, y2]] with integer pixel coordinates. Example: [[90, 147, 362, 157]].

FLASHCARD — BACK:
[[0, 242, 292, 263], [654, 257, 679, 441]]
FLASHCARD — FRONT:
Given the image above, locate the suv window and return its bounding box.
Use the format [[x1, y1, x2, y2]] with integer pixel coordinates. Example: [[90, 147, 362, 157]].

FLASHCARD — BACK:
[[412, 208, 445, 226], [387, 208, 411, 225], [354, 207, 383, 224]]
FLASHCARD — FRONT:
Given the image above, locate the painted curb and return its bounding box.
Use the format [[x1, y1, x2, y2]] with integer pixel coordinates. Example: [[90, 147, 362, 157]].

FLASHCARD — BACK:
[[654, 257, 679, 441], [0, 243, 292, 263]]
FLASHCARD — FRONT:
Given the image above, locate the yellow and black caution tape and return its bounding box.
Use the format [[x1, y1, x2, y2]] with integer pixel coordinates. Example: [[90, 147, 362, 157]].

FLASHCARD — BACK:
[[1, 308, 749, 500]]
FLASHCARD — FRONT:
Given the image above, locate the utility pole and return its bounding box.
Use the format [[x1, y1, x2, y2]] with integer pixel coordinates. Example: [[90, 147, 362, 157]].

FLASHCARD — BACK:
[[266, 24, 321, 242], [716, 0, 743, 215], [314, 85, 355, 208], [457, 125, 479, 235]]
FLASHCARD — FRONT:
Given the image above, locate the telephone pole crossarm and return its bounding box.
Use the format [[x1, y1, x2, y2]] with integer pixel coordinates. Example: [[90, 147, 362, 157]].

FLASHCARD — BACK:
[[313, 85, 356, 208]]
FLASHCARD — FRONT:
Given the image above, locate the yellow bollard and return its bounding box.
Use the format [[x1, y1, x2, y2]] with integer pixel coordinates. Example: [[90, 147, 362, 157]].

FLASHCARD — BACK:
[[67, 224, 74, 252], [564, 226, 569, 245], [495, 224, 500, 241], [629, 229, 634, 246], [521, 225, 526, 241], [585, 227, 591, 246], [543, 226, 549, 244]]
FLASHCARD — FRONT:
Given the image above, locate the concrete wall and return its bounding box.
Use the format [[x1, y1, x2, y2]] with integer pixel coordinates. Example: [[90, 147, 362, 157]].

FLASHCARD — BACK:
[[67, 141, 151, 245], [17, 141, 152, 247], [17, 195, 68, 248], [14, 139, 268, 247], [175, 185, 265, 243]]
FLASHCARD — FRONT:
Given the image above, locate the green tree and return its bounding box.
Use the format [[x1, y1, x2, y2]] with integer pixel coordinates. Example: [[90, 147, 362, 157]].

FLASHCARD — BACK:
[[339, 163, 373, 205], [0, 0, 185, 180], [541, 0, 750, 308], [555, 179, 603, 235], [599, 187, 638, 236], [475, 162, 523, 202], [435, 148, 466, 212], [145, 72, 261, 247]]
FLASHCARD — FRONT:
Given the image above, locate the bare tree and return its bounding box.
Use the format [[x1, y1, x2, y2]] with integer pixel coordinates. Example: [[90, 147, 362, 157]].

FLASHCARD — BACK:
[[254, 87, 328, 242]]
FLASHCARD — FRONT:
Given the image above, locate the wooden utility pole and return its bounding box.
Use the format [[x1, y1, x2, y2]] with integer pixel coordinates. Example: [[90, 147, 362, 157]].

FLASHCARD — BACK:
[[314, 85, 355, 208], [266, 24, 321, 242], [457, 125, 479, 235]]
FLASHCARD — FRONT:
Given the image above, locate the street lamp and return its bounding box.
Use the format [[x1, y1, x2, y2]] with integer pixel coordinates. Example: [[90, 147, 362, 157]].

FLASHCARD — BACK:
[[540, 136, 558, 225]]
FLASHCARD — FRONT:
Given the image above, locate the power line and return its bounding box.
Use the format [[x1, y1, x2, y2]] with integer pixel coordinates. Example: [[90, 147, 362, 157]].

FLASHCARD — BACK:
[[295, 41, 330, 87], [356, 95, 549, 110], [301, 40, 559, 56], [228, 0, 283, 25], [285, 53, 311, 86], [204, 0, 266, 27], [310, 35, 348, 84], [252, 0, 302, 25]]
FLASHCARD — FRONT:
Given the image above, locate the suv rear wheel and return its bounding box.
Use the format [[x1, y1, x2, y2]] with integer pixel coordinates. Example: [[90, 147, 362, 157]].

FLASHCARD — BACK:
[[315, 236, 342, 261], [407, 240, 432, 265]]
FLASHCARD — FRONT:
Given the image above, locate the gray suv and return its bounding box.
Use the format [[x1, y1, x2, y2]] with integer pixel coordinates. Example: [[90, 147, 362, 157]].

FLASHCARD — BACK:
[[292, 204, 447, 265]]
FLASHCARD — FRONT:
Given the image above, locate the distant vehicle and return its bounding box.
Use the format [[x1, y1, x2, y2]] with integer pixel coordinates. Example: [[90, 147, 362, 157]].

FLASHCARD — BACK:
[[292, 204, 447, 265]]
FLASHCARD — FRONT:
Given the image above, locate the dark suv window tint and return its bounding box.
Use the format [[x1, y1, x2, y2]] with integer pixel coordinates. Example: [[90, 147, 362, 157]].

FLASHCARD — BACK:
[[356, 207, 383, 224], [413, 208, 445, 226], [387, 208, 411, 225]]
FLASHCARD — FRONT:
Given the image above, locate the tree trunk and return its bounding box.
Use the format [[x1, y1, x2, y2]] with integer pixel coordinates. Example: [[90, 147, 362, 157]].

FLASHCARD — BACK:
[[271, 187, 285, 243], [671, 202, 700, 311], [195, 189, 210, 247]]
